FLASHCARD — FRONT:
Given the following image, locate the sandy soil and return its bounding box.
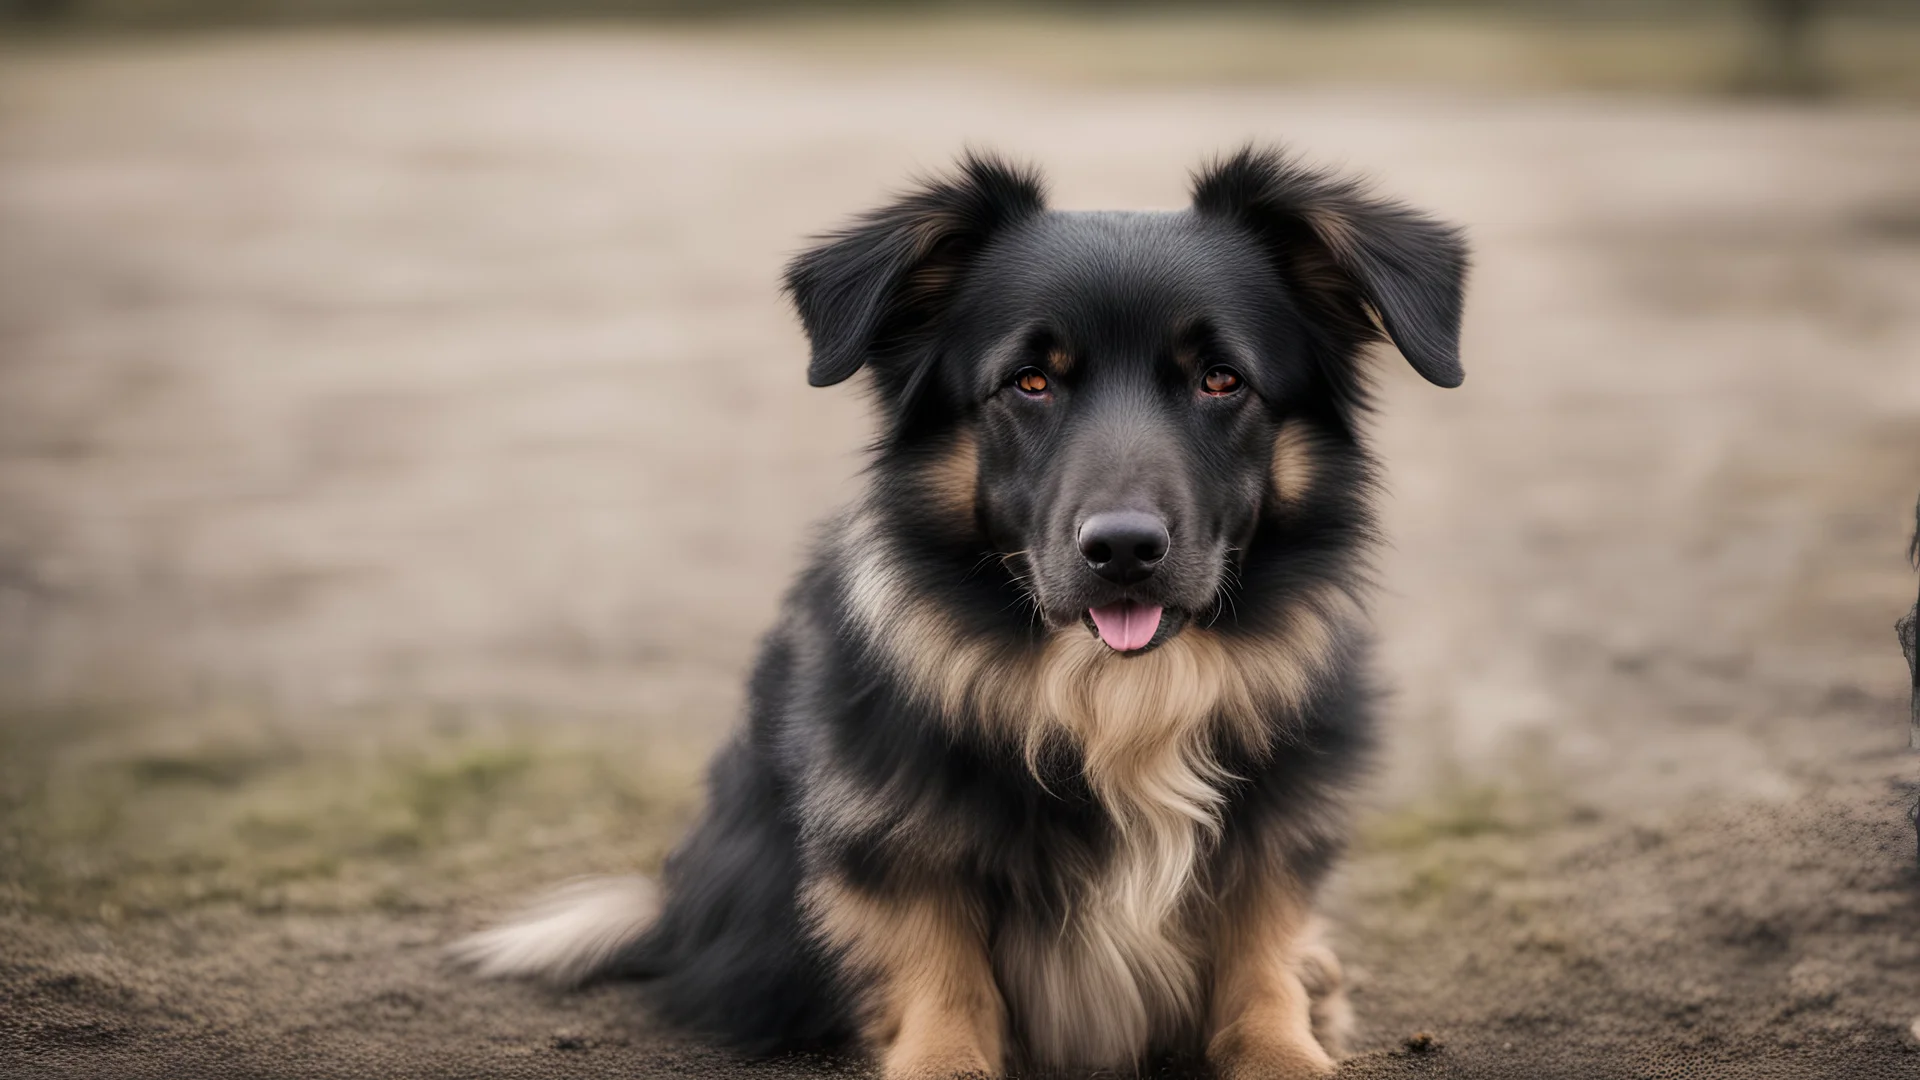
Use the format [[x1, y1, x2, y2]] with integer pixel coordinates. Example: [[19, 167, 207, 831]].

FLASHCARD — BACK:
[[4, 26, 1920, 1080]]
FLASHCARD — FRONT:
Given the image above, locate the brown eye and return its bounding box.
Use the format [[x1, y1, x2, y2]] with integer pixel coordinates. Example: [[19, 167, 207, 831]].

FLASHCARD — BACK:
[[1202, 367, 1242, 395], [1014, 368, 1050, 396]]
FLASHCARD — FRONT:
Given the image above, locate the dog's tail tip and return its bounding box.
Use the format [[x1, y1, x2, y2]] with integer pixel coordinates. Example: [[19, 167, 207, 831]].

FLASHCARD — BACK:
[[450, 874, 660, 987]]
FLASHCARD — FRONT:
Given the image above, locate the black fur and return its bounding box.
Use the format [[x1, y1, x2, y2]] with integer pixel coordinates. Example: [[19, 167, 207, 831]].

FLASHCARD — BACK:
[[590, 148, 1468, 1065]]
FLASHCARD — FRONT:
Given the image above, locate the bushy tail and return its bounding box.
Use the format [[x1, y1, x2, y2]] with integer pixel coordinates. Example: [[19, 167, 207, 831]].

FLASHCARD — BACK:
[[452, 735, 852, 1053], [451, 875, 661, 987]]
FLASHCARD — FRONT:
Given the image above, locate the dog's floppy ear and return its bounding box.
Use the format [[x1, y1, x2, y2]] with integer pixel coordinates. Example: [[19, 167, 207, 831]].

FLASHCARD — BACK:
[[784, 153, 1047, 388], [1192, 146, 1469, 388]]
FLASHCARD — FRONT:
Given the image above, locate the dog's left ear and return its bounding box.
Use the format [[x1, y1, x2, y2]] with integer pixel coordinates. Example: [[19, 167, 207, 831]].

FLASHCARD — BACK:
[[1192, 147, 1469, 388], [785, 153, 1047, 389]]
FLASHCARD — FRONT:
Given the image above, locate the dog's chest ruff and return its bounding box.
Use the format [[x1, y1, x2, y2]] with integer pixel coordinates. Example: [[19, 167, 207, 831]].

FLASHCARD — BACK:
[[993, 831, 1211, 1068], [832, 513, 1347, 1065], [994, 691, 1232, 1069]]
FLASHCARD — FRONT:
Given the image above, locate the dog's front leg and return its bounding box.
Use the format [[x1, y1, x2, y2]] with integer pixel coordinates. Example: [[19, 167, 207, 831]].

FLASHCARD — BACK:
[[806, 877, 1005, 1079], [1206, 880, 1341, 1080]]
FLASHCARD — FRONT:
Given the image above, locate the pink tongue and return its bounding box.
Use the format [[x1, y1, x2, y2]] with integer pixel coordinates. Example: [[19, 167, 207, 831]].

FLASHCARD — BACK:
[[1088, 601, 1163, 652]]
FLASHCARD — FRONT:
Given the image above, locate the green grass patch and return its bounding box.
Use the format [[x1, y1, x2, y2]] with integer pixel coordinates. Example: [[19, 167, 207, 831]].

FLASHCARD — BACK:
[[0, 713, 700, 921], [1354, 780, 1572, 909], [1362, 783, 1520, 851]]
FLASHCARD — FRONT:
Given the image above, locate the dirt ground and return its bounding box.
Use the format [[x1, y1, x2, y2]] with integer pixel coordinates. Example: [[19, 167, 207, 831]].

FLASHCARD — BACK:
[[4, 24, 1920, 1080]]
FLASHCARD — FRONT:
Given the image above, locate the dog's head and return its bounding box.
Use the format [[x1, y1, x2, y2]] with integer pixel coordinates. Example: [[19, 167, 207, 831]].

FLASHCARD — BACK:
[[786, 149, 1467, 655]]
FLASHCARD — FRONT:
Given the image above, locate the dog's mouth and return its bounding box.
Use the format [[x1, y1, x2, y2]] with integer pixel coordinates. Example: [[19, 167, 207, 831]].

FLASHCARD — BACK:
[[1083, 601, 1184, 655]]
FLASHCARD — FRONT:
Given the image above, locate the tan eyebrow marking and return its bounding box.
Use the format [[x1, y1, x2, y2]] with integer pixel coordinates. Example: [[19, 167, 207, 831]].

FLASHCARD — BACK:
[[1172, 342, 1206, 376]]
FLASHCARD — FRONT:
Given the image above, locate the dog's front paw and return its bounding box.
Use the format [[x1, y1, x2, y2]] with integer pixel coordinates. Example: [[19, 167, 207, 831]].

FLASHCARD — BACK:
[[1209, 1018, 1338, 1080], [880, 1042, 997, 1080], [1295, 936, 1353, 1059]]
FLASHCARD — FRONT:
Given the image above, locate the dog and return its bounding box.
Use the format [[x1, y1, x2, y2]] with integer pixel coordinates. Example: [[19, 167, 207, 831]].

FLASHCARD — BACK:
[[456, 147, 1469, 1079]]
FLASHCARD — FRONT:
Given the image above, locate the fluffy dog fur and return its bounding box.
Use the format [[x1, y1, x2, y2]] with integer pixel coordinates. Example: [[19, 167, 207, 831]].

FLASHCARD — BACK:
[[457, 147, 1469, 1078]]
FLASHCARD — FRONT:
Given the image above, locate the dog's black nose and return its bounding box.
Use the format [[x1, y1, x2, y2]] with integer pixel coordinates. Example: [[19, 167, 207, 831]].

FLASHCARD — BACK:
[[1078, 511, 1169, 585]]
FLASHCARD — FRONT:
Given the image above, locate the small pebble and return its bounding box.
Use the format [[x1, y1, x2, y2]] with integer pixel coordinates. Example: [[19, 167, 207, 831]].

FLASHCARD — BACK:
[[1404, 1031, 1441, 1053]]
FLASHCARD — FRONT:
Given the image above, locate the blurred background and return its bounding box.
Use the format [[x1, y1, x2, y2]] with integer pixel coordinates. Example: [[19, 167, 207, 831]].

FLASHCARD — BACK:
[[3, 3, 1919, 1078]]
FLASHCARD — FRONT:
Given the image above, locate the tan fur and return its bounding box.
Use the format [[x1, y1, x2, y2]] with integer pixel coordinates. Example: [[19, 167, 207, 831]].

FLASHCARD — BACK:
[[836, 509, 1359, 1069], [1270, 205, 1380, 340], [1295, 920, 1354, 1059], [1172, 344, 1201, 377], [992, 880, 1206, 1068], [1270, 423, 1318, 507], [1046, 346, 1074, 374], [1301, 203, 1359, 263], [840, 511, 1354, 745], [920, 431, 980, 522], [1207, 883, 1340, 1080], [897, 211, 982, 312], [803, 878, 1006, 1079]]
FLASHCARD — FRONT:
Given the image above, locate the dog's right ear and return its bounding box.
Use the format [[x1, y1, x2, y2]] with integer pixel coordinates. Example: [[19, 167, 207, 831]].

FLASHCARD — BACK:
[[784, 154, 1047, 388]]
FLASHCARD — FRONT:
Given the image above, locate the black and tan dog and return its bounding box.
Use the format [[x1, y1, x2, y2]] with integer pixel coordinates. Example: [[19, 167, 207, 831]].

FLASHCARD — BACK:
[[457, 147, 1469, 1079]]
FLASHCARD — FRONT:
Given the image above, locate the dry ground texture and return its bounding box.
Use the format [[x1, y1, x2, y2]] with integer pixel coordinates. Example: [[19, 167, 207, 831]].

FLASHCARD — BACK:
[[4, 20, 1920, 1080]]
